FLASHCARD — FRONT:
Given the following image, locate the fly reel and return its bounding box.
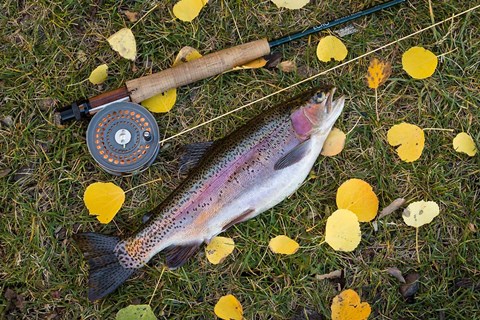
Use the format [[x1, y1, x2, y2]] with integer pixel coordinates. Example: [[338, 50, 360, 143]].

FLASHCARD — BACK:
[[86, 102, 160, 176]]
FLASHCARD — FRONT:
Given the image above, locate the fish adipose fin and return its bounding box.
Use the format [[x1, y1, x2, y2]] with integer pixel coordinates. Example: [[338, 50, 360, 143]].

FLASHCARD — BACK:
[[274, 139, 311, 170], [179, 141, 214, 175], [165, 243, 201, 269], [73, 233, 135, 301]]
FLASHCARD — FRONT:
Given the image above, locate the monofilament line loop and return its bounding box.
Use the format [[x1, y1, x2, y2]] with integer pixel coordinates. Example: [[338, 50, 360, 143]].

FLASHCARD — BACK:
[[159, 4, 480, 145]]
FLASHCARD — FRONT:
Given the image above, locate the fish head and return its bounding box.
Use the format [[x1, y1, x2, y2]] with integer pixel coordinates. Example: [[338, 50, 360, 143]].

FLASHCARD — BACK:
[[290, 87, 345, 139]]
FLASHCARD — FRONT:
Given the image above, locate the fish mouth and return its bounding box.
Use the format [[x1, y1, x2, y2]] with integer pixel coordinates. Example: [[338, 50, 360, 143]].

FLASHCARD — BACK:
[[304, 87, 345, 130], [323, 87, 345, 129]]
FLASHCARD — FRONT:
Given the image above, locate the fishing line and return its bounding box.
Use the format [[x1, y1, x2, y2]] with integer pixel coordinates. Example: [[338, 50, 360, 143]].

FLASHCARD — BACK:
[[159, 4, 480, 145]]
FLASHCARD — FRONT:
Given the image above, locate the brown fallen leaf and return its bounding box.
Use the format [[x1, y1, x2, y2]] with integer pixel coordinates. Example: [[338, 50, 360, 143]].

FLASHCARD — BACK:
[[386, 267, 406, 283], [468, 223, 476, 232], [0, 168, 11, 178], [399, 272, 420, 303], [278, 60, 296, 72], [315, 269, 342, 281], [378, 198, 406, 219], [124, 10, 139, 22], [265, 52, 282, 69]]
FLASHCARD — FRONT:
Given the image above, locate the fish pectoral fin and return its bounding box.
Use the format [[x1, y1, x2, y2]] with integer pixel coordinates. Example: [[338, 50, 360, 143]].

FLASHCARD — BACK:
[[274, 139, 311, 170], [179, 141, 215, 175], [222, 208, 255, 232], [165, 243, 201, 269]]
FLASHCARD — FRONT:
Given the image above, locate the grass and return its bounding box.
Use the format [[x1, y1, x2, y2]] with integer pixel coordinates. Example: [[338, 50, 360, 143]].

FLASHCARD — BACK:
[[1, 0, 479, 319]]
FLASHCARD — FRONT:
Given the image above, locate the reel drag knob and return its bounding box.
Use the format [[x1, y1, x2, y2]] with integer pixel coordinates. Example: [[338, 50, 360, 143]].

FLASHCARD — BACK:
[[86, 102, 160, 175]]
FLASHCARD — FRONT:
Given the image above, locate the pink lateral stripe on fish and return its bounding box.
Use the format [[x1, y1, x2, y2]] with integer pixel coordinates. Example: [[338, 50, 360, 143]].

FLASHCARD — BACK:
[[73, 86, 345, 301]]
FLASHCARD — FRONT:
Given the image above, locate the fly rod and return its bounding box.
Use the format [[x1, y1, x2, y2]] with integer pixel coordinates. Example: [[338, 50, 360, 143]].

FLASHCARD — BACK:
[[56, 0, 406, 123]]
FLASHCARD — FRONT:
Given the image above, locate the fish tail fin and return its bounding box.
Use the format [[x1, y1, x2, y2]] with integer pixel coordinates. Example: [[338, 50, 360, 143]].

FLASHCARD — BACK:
[[73, 232, 135, 301]]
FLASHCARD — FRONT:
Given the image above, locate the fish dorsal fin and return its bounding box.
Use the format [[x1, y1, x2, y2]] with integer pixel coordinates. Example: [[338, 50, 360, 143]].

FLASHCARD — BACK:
[[178, 141, 214, 175], [274, 139, 311, 170], [165, 243, 201, 269]]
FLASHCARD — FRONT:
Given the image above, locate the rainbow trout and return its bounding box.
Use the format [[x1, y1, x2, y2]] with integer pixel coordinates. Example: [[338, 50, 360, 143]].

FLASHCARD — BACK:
[[74, 86, 345, 301]]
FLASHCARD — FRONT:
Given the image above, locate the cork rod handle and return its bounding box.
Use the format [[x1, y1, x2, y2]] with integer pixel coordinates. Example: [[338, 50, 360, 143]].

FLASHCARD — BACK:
[[126, 38, 271, 103]]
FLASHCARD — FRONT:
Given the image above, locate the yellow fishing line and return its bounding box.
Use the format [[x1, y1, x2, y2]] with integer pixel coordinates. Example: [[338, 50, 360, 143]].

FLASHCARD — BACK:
[[159, 4, 480, 145]]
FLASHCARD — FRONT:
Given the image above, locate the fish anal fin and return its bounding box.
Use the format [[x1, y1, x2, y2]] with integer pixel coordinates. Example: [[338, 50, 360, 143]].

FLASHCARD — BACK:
[[165, 243, 201, 269], [222, 209, 255, 232], [179, 141, 214, 175], [274, 139, 311, 170]]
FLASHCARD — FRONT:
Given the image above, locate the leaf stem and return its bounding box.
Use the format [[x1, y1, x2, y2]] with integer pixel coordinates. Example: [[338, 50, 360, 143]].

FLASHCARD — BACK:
[[375, 88, 379, 121], [415, 228, 420, 263], [124, 177, 163, 194], [149, 266, 166, 305], [132, 4, 159, 29]]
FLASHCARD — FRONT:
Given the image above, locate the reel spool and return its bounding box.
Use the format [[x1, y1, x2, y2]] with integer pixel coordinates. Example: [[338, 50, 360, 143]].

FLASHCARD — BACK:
[[86, 102, 160, 176]]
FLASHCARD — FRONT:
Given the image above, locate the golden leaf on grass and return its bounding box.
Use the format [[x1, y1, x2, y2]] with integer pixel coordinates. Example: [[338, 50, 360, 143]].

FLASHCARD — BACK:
[[214, 294, 243, 320], [230, 57, 267, 71], [366, 57, 392, 89], [316, 36, 348, 62], [142, 47, 202, 113], [453, 132, 477, 156], [325, 209, 361, 252], [387, 122, 425, 162], [173, 0, 208, 22], [336, 179, 378, 222], [402, 46, 438, 79], [172, 46, 203, 67], [269, 235, 299, 255], [107, 28, 136, 61], [331, 289, 371, 320], [321, 128, 346, 156], [205, 236, 235, 264], [271, 0, 310, 10], [402, 200, 440, 228], [88, 64, 108, 85], [84, 182, 125, 224], [142, 90, 177, 113]]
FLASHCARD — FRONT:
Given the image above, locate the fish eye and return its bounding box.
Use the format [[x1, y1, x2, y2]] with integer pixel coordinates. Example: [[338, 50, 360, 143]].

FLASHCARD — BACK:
[[315, 92, 326, 103]]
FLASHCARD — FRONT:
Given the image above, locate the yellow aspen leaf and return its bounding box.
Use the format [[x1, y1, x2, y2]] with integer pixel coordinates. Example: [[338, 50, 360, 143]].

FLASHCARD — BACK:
[[88, 64, 108, 85], [268, 235, 300, 255], [214, 294, 243, 320], [271, 0, 310, 9], [366, 57, 392, 89], [172, 46, 203, 67], [453, 132, 477, 156], [142, 47, 202, 113], [402, 200, 440, 228], [107, 28, 136, 61], [336, 179, 379, 222], [321, 128, 346, 156], [316, 36, 348, 62], [325, 209, 361, 252], [387, 122, 425, 162], [205, 236, 235, 264], [173, 0, 208, 22], [402, 46, 438, 79], [141, 89, 177, 113], [231, 57, 267, 71], [83, 182, 125, 224], [331, 289, 371, 320]]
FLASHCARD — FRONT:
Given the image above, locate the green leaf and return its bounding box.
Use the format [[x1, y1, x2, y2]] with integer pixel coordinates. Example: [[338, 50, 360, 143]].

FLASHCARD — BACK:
[[116, 305, 157, 320]]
